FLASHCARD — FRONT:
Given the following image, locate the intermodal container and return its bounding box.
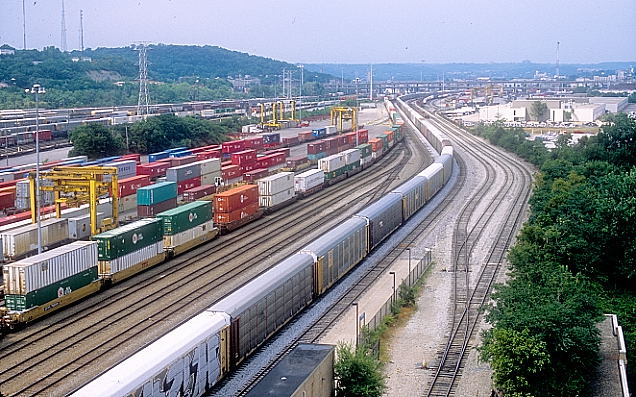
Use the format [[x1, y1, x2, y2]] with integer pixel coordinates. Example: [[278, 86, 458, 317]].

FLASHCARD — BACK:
[[166, 163, 201, 183], [319, 154, 346, 173], [312, 128, 326, 138], [369, 138, 383, 152], [231, 150, 257, 167], [259, 188, 295, 207], [118, 175, 151, 198], [214, 185, 258, 213], [214, 202, 259, 224], [156, 201, 212, 235], [165, 147, 187, 153], [221, 165, 241, 181], [193, 158, 221, 175], [239, 163, 257, 174], [68, 212, 104, 240], [261, 132, 280, 144], [325, 125, 337, 135], [103, 160, 137, 179], [357, 129, 369, 144], [137, 161, 170, 179], [344, 132, 358, 145], [282, 136, 299, 146], [257, 172, 294, 196], [119, 153, 141, 164], [136, 182, 177, 206], [163, 220, 215, 248], [298, 131, 313, 142], [98, 241, 164, 277], [3, 240, 98, 295], [0, 191, 15, 209], [307, 141, 325, 155], [168, 155, 198, 167], [196, 150, 221, 160], [0, 172, 14, 183], [244, 136, 263, 149], [183, 185, 216, 202], [137, 198, 177, 217], [93, 218, 163, 261], [342, 149, 361, 165], [243, 168, 269, 183], [176, 177, 201, 194], [118, 194, 137, 213], [221, 140, 246, 154], [201, 171, 221, 186], [2, 218, 69, 259], [286, 156, 308, 169], [294, 169, 325, 192], [356, 143, 372, 158]]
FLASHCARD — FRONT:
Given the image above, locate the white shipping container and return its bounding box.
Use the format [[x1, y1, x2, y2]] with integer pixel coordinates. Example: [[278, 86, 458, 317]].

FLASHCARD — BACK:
[[163, 220, 216, 248], [294, 169, 325, 192], [257, 172, 294, 196], [3, 240, 98, 295], [342, 148, 361, 165], [325, 125, 337, 135], [98, 241, 164, 276], [318, 154, 346, 172], [103, 160, 137, 180], [0, 172, 14, 183], [259, 188, 295, 207], [68, 213, 104, 240], [15, 179, 55, 210], [62, 155, 88, 163], [193, 158, 221, 175], [2, 218, 69, 259], [201, 171, 221, 186], [118, 194, 137, 213]]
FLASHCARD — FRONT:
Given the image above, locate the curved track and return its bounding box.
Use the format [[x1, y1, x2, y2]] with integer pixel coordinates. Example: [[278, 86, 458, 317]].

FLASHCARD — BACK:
[[0, 123, 431, 396]]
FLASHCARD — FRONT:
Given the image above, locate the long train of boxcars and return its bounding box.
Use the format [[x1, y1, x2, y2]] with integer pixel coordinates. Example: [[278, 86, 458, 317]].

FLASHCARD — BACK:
[[71, 97, 453, 397], [0, 119, 404, 331]]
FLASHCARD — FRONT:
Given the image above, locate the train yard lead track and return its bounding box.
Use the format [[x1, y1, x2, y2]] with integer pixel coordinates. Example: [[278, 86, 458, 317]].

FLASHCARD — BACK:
[[0, 122, 429, 397], [419, 102, 534, 396]]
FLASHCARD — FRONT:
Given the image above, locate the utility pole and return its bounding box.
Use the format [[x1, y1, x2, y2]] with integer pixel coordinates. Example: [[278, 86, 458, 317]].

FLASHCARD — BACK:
[[22, 0, 27, 49], [135, 44, 150, 116], [79, 10, 84, 53], [369, 64, 373, 101], [60, 0, 68, 52], [299, 65, 304, 121], [26, 84, 46, 254]]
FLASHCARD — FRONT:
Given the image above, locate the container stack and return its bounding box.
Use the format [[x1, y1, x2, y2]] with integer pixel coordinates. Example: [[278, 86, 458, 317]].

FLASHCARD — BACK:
[[137, 182, 178, 216], [157, 201, 215, 249], [195, 158, 221, 188], [356, 144, 373, 167], [93, 218, 164, 281], [14, 179, 54, 210], [117, 175, 151, 215], [258, 172, 295, 208], [214, 185, 259, 225], [294, 169, 325, 194], [1, 218, 69, 260], [341, 149, 362, 172], [369, 138, 384, 160], [183, 185, 216, 202], [318, 153, 347, 181], [68, 212, 104, 240], [167, 163, 201, 195], [2, 241, 99, 312], [103, 160, 137, 180]]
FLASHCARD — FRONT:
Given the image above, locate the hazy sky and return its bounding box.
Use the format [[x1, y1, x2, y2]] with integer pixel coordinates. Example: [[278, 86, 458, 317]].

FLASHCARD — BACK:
[[1, 0, 634, 64]]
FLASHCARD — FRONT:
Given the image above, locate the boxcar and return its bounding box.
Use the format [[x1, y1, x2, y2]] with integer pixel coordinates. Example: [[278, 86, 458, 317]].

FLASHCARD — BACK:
[[419, 163, 444, 200], [391, 176, 428, 221], [354, 193, 403, 249]]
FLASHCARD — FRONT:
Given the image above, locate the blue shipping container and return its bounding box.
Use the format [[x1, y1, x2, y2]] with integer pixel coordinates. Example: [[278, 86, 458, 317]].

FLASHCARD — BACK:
[[169, 150, 193, 158], [148, 151, 170, 162], [165, 147, 187, 153]]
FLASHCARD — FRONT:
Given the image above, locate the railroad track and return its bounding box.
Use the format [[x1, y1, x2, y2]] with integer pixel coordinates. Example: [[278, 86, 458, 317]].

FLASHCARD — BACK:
[[419, 102, 534, 396], [0, 128, 429, 396]]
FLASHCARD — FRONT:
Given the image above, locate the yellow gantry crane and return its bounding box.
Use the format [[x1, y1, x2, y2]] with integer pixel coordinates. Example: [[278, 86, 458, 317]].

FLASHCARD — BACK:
[[330, 106, 358, 132], [29, 166, 120, 236], [260, 101, 299, 129]]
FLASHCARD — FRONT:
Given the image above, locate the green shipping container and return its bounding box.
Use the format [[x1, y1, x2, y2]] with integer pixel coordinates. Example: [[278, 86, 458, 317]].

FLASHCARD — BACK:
[[324, 166, 347, 180], [355, 144, 372, 158], [156, 201, 213, 235], [379, 135, 389, 146], [4, 267, 98, 312], [137, 182, 178, 206], [93, 218, 163, 260], [346, 160, 361, 171]]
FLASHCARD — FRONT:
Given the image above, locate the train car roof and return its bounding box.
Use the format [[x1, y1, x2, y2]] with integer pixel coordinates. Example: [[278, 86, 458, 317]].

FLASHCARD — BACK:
[[209, 253, 314, 316], [418, 162, 443, 179], [391, 175, 427, 194], [354, 193, 402, 220], [299, 217, 367, 258], [71, 311, 230, 397]]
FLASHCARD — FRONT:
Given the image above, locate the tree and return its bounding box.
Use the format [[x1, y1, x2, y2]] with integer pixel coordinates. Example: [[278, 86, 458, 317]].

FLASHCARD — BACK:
[[334, 344, 385, 397], [530, 101, 549, 122], [596, 113, 636, 168], [69, 124, 125, 159]]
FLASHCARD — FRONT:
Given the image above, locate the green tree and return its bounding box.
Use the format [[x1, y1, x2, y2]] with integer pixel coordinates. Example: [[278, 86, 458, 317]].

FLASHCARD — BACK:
[[596, 113, 636, 168], [334, 344, 385, 397], [69, 123, 125, 159], [530, 101, 549, 122]]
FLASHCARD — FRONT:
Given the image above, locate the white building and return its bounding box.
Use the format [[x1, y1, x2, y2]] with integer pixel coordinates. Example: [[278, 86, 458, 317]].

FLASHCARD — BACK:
[[0, 44, 15, 55], [588, 97, 628, 113]]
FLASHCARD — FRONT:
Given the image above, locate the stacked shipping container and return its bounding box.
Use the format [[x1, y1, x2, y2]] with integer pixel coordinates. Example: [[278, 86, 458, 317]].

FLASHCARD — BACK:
[[258, 172, 295, 208], [156, 201, 215, 249], [214, 185, 259, 225], [136, 182, 178, 216]]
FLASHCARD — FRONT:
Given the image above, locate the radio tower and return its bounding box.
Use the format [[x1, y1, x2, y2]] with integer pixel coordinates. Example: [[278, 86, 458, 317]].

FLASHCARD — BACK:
[[555, 41, 560, 79], [79, 10, 84, 53], [136, 44, 150, 116], [60, 0, 68, 52]]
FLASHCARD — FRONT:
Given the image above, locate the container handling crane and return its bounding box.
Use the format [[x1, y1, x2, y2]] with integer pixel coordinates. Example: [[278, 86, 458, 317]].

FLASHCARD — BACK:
[[29, 166, 120, 236], [330, 106, 357, 132]]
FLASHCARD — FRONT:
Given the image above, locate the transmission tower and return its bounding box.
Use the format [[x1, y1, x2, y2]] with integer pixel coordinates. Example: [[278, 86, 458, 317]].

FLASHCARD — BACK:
[[135, 44, 150, 116], [60, 0, 68, 52]]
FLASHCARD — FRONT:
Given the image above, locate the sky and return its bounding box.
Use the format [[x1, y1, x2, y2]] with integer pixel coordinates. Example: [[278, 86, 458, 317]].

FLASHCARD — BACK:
[[1, 0, 635, 64]]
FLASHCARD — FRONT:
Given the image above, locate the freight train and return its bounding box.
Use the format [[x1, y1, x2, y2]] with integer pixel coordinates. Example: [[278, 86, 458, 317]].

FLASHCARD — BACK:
[[0, 122, 405, 329], [71, 96, 454, 397]]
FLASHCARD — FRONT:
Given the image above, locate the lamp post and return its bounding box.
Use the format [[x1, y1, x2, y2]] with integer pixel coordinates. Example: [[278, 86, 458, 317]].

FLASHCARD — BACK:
[[26, 83, 45, 254], [389, 271, 396, 304], [352, 302, 359, 349]]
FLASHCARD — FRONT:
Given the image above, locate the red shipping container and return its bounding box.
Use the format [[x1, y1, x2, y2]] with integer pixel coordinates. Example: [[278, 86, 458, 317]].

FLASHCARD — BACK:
[[307, 141, 325, 155], [337, 135, 347, 147], [0, 191, 15, 209], [214, 185, 258, 213], [214, 202, 259, 224], [177, 177, 202, 194], [231, 150, 257, 167], [221, 140, 246, 154], [118, 175, 151, 198], [196, 150, 221, 160], [0, 204, 63, 227], [268, 147, 290, 157], [357, 129, 369, 144], [169, 155, 198, 167], [298, 131, 313, 142], [344, 132, 357, 145], [119, 153, 142, 164], [221, 165, 241, 181], [272, 153, 286, 165], [137, 161, 170, 178], [35, 129, 53, 141], [243, 168, 270, 183], [137, 198, 177, 217], [286, 156, 308, 168], [384, 130, 395, 142], [244, 137, 263, 150], [282, 136, 299, 146], [369, 138, 383, 152], [0, 179, 21, 189], [183, 185, 216, 202], [239, 163, 258, 174]]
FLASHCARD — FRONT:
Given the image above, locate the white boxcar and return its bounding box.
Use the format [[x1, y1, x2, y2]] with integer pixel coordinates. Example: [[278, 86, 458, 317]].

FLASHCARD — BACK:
[[325, 125, 337, 135], [70, 311, 231, 397], [342, 148, 361, 165], [2, 218, 69, 259], [68, 213, 104, 240], [318, 154, 346, 173], [98, 241, 164, 277], [257, 172, 294, 196], [194, 158, 221, 175], [294, 169, 325, 193], [163, 220, 215, 248], [3, 241, 98, 295], [259, 188, 295, 207], [103, 160, 137, 180]]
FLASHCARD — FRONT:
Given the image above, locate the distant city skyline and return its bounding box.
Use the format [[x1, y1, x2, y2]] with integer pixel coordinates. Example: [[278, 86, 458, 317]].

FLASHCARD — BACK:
[[0, 0, 634, 64]]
